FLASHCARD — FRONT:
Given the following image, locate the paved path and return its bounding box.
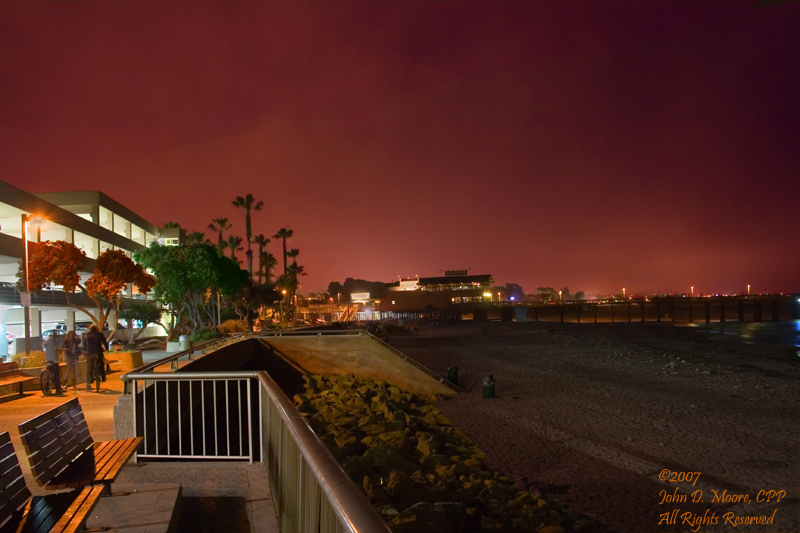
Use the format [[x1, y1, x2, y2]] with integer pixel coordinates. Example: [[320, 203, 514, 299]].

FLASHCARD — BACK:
[[0, 349, 278, 532]]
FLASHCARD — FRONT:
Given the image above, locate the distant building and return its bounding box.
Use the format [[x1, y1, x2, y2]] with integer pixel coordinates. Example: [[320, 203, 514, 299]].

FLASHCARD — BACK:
[[387, 272, 494, 304]]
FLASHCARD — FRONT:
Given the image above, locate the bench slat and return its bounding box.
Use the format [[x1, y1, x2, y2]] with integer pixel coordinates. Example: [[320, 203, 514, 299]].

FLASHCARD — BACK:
[[0, 362, 35, 399], [1, 430, 107, 533], [94, 438, 142, 482], [20, 404, 88, 453], [0, 375, 35, 385], [18, 400, 140, 492], [20, 493, 63, 533], [0, 433, 32, 528], [50, 485, 105, 533], [0, 481, 31, 527], [18, 398, 82, 435]]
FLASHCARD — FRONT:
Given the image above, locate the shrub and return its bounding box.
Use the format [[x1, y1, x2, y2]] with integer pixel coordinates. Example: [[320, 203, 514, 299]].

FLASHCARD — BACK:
[[217, 319, 249, 335], [11, 350, 47, 368], [189, 329, 222, 342]]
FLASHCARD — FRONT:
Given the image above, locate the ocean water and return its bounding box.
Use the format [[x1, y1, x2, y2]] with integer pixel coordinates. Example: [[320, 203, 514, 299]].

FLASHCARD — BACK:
[[689, 319, 800, 348]]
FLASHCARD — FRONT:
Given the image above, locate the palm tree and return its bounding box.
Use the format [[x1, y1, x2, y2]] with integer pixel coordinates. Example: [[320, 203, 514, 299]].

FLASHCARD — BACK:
[[273, 228, 294, 276], [208, 217, 231, 253], [232, 194, 264, 275], [286, 262, 307, 300], [287, 248, 300, 267], [187, 231, 205, 244], [287, 248, 300, 294], [252, 234, 271, 284], [225, 235, 243, 262], [260, 251, 278, 284]]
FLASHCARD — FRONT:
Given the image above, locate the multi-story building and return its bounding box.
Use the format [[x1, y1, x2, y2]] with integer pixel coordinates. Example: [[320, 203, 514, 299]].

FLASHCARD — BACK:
[[0, 180, 167, 356]]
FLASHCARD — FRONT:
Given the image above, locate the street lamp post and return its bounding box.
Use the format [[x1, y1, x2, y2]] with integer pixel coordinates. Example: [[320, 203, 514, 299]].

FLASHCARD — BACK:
[[20, 214, 45, 356], [280, 290, 287, 328]]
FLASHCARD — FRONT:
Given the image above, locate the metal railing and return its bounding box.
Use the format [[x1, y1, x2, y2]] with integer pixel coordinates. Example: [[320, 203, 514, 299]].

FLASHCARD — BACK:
[[121, 332, 256, 393], [126, 371, 259, 461], [257, 371, 389, 533], [124, 368, 389, 532]]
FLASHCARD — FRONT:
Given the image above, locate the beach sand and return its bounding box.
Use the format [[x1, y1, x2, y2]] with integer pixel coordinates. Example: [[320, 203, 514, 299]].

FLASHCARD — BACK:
[[391, 321, 799, 533]]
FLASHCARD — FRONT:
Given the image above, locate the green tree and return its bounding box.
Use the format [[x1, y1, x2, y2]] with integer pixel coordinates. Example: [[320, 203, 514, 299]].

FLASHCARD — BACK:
[[135, 242, 248, 333], [535, 287, 557, 301], [118, 300, 167, 341], [504, 283, 525, 301], [232, 194, 264, 276], [208, 217, 231, 253], [187, 231, 206, 244], [273, 228, 294, 276]]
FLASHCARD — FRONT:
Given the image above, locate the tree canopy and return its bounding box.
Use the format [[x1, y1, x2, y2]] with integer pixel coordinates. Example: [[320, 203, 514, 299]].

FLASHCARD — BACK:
[[135, 242, 249, 332], [19, 242, 155, 338]]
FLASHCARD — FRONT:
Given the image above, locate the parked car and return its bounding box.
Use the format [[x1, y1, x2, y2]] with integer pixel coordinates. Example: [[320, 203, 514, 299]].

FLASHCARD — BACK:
[[41, 329, 67, 348]]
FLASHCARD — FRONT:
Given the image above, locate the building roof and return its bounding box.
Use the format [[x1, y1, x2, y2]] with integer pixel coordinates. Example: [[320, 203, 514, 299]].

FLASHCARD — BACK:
[[419, 274, 493, 286]]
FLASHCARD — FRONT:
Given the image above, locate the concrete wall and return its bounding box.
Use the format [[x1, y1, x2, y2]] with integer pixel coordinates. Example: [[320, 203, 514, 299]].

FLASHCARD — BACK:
[[263, 333, 457, 397]]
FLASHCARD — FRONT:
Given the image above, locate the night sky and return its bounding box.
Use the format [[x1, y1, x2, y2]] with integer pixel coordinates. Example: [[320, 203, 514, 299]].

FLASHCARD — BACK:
[[2, 1, 798, 296]]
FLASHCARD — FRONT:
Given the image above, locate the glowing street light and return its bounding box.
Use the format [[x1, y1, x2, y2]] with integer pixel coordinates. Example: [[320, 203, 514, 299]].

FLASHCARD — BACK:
[[21, 214, 46, 355], [691, 286, 694, 297], [622, 287, 626, 299]]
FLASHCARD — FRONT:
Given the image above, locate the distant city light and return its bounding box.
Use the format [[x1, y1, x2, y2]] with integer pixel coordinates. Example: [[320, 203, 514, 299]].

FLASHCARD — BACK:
[[510, 296, 515, 301]]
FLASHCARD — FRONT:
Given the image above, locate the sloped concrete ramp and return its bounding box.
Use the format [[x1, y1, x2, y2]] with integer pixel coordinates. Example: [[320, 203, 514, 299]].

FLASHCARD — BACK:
[[259, 331, 459, 397]]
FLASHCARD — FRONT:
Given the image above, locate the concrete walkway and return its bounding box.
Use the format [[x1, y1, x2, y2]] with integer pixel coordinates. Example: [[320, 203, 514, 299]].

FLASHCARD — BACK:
[[0, 349, 279, 533]]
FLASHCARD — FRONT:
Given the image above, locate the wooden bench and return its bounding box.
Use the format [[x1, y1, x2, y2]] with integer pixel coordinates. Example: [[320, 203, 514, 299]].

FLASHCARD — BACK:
[[17, 398, 142, 491], [0, 431, 105, 533], [0, 362, 36, 398]]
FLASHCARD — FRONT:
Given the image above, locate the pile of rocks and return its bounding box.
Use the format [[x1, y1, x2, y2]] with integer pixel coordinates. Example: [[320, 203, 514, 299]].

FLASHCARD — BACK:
[[294, 374, 598, 533]]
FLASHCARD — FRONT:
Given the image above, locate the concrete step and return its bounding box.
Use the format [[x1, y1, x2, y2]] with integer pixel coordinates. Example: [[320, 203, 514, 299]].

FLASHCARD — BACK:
[[86, 483, 182, 533]]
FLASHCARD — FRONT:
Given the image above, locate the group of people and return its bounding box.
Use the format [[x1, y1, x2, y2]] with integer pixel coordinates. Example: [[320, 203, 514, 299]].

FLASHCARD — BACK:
[[42, 324, 109, 394]]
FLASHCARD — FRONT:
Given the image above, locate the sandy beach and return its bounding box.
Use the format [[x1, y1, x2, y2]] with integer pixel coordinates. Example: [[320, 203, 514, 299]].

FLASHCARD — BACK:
[[391, 321, 799, 533]]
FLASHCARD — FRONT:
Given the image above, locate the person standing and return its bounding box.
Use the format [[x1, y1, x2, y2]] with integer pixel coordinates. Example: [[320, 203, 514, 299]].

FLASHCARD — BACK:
[[63, 330, 81, 390], [85, 325, 108, 392], [43, 334, 64, 395]]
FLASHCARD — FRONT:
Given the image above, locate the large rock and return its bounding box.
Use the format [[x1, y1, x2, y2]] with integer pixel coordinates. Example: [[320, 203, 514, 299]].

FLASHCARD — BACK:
[[295, 374, 598, 533]]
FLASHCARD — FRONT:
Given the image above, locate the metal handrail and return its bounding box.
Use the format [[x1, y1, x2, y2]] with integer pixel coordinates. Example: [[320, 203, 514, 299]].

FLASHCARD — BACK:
[[125, 369, 389, 532], [120, 333, 256, 392], [256, 371, 390, 533]]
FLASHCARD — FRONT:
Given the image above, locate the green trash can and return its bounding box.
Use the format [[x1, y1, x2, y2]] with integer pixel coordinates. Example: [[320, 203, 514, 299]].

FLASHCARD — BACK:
[[483, 375, 495, 399], [447, 366, 459, 386]]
